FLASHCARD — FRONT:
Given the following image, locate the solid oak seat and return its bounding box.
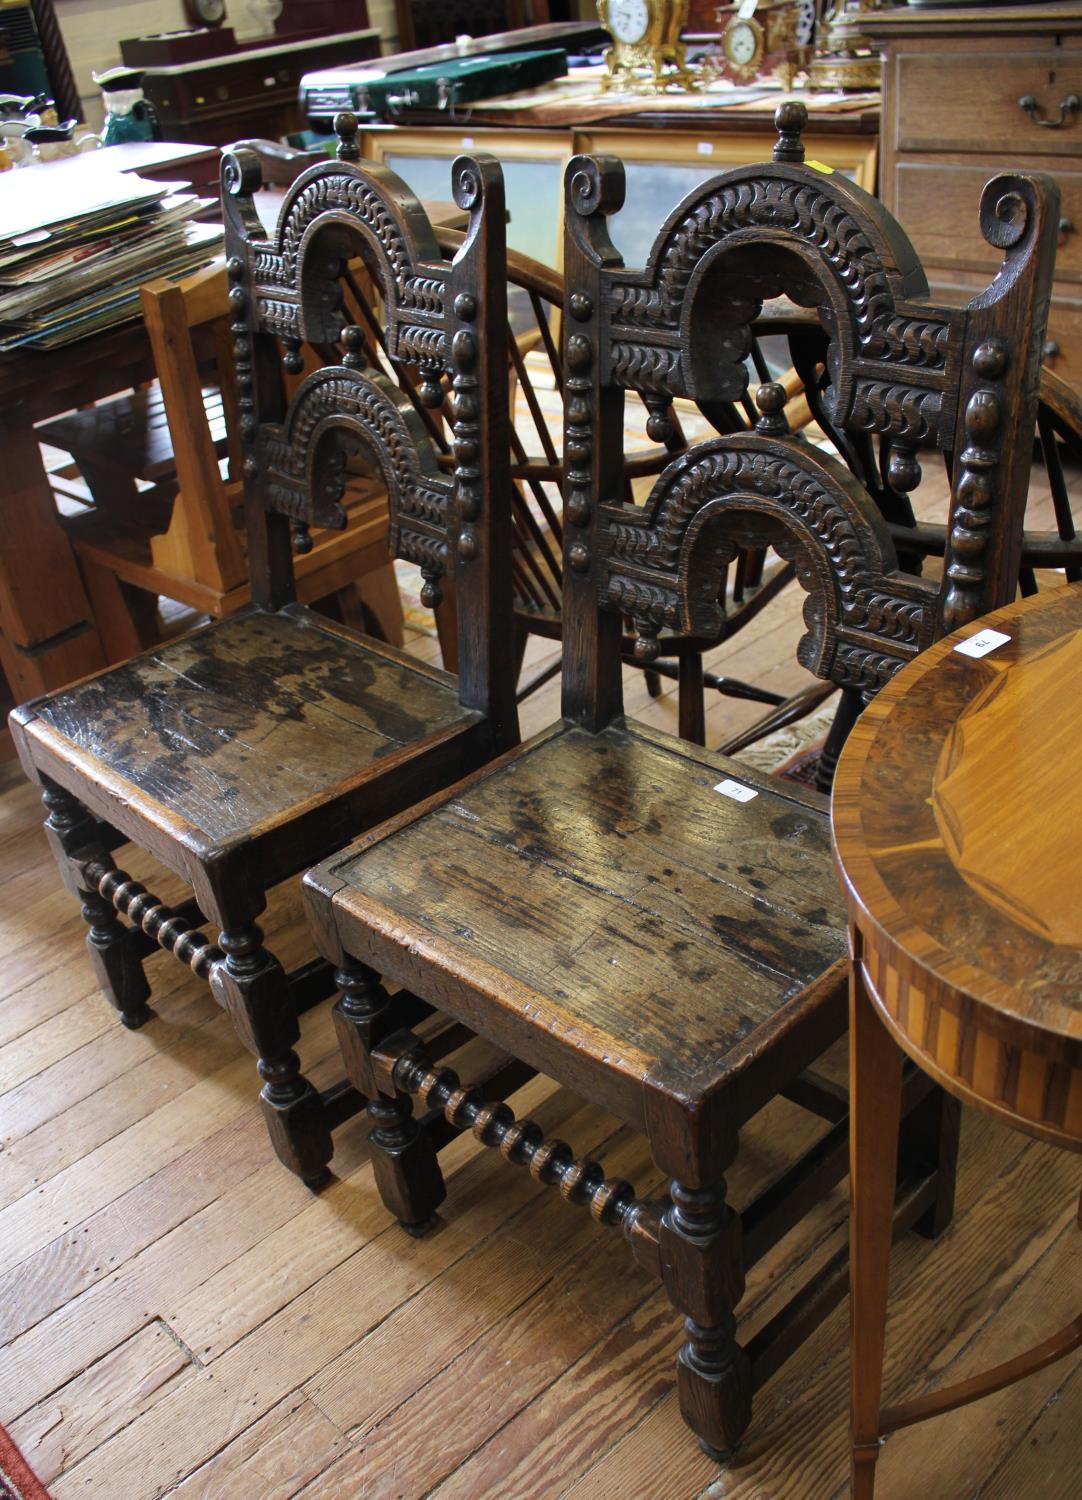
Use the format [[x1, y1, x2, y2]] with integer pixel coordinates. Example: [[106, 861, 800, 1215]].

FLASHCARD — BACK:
[[15, 606, 480, 864], [312, 718, 848, 1127]]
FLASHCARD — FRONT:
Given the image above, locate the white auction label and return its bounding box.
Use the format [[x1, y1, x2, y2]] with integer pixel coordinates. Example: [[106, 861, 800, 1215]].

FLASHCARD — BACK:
[[954, 628, 1011, 659], [715, 778, 758, 803], [697, 140, 714, 155], [737, 0, 758, 16]]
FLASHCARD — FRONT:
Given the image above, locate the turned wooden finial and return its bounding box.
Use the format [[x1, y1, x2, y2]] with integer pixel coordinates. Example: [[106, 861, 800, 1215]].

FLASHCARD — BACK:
[[755, 381, 791, 437], [334, 111, 360, 162], [773, 101, 807, 164]]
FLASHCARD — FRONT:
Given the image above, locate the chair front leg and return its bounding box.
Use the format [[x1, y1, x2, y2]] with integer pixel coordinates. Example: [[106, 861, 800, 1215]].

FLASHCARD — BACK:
[[210, 919, 332, 1189], [41, 780, 151, 1028], [661, 1176, 752, 1459], [333, 959, 445, 1232]]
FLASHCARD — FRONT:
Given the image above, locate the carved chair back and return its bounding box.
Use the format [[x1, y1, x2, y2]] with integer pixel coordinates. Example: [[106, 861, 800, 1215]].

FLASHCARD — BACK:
[[220, 113, 517, 741], [559, 103, 1060, 733]]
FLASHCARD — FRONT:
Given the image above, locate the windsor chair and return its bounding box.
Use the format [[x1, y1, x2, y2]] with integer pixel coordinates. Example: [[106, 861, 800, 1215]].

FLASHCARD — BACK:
[[10, 124, 518, 1187], [304, 105, 1059, 1452]]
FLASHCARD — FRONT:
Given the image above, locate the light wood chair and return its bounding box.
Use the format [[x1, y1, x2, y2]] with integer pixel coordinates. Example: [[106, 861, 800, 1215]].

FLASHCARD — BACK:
[[41, 261, 404, 663]]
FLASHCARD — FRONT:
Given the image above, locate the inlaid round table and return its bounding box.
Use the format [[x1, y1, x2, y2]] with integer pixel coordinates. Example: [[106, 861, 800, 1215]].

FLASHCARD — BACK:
[[832, 582, 1082, 1500]]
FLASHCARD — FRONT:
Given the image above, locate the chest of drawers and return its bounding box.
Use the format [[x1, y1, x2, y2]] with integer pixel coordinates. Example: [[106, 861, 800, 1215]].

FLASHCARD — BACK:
[[867, 2, 1082, 394]]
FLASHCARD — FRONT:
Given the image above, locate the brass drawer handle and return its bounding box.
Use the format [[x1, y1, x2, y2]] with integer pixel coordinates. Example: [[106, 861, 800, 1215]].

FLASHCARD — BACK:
[[1018, 92, 1080, 128]]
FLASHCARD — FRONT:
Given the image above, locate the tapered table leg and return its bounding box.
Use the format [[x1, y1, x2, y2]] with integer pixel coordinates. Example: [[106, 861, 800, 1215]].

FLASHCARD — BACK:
[[849, 947, 904, 1500]]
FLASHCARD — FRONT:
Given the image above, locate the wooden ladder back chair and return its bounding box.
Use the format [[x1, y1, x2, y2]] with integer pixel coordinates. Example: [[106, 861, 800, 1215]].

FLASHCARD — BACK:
[[303, 102, 1059, 1458], [10, 119, 518, 1189]]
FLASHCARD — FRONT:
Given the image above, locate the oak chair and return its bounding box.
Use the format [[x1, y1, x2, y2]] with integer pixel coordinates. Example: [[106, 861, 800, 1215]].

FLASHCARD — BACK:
[[40, 261, 404, 664], [10, 133, 518, 1187], [303, 105, 1059, 1453]]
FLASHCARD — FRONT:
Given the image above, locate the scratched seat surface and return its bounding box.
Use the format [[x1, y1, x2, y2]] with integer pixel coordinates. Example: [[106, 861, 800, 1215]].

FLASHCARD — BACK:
[[319, 719, 848, 1112], [23, 606, 477, 850]]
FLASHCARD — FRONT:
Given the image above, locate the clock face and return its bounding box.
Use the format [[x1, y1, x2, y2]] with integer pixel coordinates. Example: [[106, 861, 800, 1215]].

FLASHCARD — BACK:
[[795, 0, 817, 47], [723, 18, 761, 69], [184, 0, 226, 27], [606, 0, 651, 46]]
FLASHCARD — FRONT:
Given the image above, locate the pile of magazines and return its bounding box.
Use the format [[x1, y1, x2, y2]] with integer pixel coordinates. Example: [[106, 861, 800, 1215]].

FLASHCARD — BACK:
[[0, 163, 221, 352]]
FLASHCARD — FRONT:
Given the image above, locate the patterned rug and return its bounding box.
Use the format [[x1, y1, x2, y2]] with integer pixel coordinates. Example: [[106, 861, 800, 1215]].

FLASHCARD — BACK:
[[0, 1426, 50, 1500]]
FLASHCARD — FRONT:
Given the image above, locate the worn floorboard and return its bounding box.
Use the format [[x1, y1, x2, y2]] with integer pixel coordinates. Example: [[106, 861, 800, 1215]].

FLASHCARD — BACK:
[[1, 445, 1079, 1497]]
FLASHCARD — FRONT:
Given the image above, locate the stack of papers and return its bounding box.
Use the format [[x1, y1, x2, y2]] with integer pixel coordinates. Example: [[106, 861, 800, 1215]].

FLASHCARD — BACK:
[[0, 166, 222, 353]]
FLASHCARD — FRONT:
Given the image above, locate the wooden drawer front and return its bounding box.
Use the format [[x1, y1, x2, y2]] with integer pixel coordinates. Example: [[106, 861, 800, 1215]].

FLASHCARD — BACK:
[[895, 47, 1082, 157], [894, 160, 1082, 283], [926, 276, 1081, 391], [1044, 295, 1082, 387]]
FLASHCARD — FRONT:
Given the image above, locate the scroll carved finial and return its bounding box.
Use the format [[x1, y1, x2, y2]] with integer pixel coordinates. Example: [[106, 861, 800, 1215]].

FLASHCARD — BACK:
[[334, 110, 360, 163], [754, 382, 790, 437], [773, 101, 807, 164]]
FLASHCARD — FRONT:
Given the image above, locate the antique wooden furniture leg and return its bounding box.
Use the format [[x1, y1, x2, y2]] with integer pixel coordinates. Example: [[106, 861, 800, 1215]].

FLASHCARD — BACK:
[[0, 416, 105, 702], [40, 779, 151, 1029], [660, 1169, 752, 1457], [848, 943, 905, 1500], [333, 959, 445, 1230], [208, 899, 333, 1189]]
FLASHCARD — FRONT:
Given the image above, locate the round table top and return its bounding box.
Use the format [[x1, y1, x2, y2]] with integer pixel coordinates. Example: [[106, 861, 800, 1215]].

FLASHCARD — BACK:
[[832, 583, 1082, 1150]]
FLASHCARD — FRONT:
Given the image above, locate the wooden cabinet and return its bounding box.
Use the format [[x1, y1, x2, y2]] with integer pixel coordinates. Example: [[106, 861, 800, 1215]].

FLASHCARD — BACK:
[[359, 107, 878, 269], [142, 30, 381, 147], [867, 2, 1082, 391]]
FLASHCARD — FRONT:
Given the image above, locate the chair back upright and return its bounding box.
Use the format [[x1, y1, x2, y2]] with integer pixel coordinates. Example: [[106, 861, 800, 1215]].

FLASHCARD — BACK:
[[138, 262, 248, 596], [221, 112, 519, 749], [560, 102, 1060, 734]]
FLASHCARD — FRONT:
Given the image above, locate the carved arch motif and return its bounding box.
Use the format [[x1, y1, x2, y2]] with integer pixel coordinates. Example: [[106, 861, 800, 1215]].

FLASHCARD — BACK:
[[256, 366, 452, 578], [222, 147, 451, 357], [602, 434, 937, 690]]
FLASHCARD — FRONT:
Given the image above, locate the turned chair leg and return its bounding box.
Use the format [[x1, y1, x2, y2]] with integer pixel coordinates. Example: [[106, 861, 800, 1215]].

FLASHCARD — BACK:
[[210, 919, 332, 1189], [41, 781, 151, 1028], [660, 1176, 752, 1459], [333, 959, 445, 1232]]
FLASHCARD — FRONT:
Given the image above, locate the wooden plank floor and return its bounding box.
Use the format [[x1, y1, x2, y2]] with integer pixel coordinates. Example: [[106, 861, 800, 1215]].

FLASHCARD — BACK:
[[2, 465, 1081, 1497]]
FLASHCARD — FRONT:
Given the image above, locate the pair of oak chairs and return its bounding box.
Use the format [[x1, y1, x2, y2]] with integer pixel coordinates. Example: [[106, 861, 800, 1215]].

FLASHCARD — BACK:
[[11, 104, 1059, 1456]]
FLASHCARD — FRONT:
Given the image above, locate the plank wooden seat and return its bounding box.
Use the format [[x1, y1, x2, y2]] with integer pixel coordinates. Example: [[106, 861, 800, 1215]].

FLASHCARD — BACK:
[[312, 717, 847, 1126], [304, 104, 1060, 1460], [10, 125, 518, 1189], [16, 608, 479, 864]]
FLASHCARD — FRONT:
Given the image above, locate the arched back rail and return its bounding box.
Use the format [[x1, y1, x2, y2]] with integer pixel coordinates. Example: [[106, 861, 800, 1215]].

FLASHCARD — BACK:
[[220, 115, 517, 738], [255, 364, 454, 586], [559, 104, 1059, 729]]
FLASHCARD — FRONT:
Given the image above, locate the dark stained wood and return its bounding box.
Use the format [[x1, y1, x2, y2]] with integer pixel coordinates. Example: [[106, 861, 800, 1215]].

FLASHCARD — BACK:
[[303, 100, 1060, 1461], [8, 126, 519, 1187], [834, 582, 1082, 1500], [25, 611, 474, 849], [325, 721, 847, 1120]]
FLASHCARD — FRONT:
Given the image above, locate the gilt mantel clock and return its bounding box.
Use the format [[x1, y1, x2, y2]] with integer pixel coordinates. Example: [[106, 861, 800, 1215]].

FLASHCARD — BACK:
[[596, 0, 697, 92]]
